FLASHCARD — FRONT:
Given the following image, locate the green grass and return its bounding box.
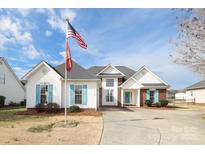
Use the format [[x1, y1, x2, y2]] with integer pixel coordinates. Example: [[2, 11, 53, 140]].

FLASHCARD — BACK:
[[27, 123, 54, 133], [0, 106, 47, 123]]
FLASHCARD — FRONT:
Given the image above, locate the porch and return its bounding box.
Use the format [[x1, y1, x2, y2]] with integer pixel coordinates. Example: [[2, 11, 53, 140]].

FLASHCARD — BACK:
[[121, 89, 140, 107]]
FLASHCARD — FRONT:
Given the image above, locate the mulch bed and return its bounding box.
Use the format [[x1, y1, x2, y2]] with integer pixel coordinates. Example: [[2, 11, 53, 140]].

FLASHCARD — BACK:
[[15, 109, 102, 116]]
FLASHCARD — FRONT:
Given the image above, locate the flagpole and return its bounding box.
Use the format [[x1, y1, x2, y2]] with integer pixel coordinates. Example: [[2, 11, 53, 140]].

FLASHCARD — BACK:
[[64, 19, 68, 125]]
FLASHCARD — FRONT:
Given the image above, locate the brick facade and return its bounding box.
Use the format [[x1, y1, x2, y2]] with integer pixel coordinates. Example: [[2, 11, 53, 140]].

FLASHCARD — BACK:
[[159, 89, 167, 100], [140, 89, 147, 107], [140, 89, 167, 107]]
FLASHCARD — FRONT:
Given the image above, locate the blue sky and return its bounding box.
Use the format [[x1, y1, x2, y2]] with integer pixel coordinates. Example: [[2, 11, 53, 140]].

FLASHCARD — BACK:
[[0, 8, 200, 89]]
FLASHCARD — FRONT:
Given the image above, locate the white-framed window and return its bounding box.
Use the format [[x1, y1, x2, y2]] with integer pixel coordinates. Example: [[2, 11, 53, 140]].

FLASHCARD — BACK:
[[106, 79, 114, 87], [40, 84, 48, 104], [75, 85, 83, 104], [0, 73, 5, 84], [106, 89, 114, 102], [191, 91, 193, 96]]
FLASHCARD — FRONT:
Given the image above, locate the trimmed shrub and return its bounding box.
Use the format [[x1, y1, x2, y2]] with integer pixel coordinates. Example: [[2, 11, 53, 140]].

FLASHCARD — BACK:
[[160, 100, 169, 107], [20, 99, 26, 106], [155, 102, 161, 108], [0, 96, 5, 107], [9, 102, 19, 106], [45, 103, 60, 113], [146, 100, 152, 107], [35, 103, 46, 112], [69, 105, 81, 113]]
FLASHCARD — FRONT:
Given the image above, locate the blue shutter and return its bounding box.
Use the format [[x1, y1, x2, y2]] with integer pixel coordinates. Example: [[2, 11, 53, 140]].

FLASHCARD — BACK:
[[36, 84, 40, 104], [154, 90, 159, 103], [146, 89, 150, 100], [48, 84, 53, 103], [70, 85, 75, 105], [82, 85, 87, 105]]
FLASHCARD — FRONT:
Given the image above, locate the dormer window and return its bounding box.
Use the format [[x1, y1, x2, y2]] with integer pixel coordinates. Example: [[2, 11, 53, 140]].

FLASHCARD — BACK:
[[106, 79, 114, 87]]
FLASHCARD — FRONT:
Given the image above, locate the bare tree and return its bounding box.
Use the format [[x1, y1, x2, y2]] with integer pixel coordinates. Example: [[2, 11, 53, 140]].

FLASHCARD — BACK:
[[172, 9, 205, 77]]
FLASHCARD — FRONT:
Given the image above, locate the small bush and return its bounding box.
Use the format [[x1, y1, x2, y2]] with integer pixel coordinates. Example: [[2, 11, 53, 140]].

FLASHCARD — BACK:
[[69, 105, 81, 113], [20, 99, 26, 106], [45, 103, 60, 113], [146, 100, 152, 107], [160, 100, 169, 107], [155, 102, 161, 108], [35, 103, 46, 112], [0, 96, 5, 107]]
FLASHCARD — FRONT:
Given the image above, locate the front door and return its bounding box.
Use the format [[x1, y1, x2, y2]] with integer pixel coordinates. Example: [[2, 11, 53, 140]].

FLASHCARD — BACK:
[[150, 91, 155, 103], [124, 92, 131, 104]]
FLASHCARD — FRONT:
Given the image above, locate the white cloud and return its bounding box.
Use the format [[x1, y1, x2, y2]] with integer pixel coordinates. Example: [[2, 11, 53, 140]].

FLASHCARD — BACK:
[[47, 9, 77, 33], [17, 8, 32, 17], [22, 45, 41, 60], [45, 30, 52, 37], [0, 16, 32, 47], [13, 66, 30, 78], [50, 59, 64, 66], [59, 51, 66, 59], [60, 9, 76, 22]]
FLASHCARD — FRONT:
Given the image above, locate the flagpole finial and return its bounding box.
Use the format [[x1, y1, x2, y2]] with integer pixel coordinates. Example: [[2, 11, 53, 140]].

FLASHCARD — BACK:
[[65, 18, 70, 22]]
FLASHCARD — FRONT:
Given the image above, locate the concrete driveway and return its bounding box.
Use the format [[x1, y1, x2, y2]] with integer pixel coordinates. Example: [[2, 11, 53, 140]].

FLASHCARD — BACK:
[[100, 108, 205, 145]]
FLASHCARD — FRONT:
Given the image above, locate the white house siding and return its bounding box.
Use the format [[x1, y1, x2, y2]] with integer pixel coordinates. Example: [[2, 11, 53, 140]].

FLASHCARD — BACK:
[[102, 78, 118, 106], [186, 89, 205, 103], [61, 81, 99, 109], [25, 64, 62, 108], [102, 66, 119, 74], [175, 92, 186, 99], [134, 69, 162, 84], [0, 59, 25, 105]]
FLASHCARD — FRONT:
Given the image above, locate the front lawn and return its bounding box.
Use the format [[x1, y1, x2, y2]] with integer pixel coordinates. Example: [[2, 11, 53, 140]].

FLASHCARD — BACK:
[[0, 107, 103, 144], [0, 106, 47, 123]]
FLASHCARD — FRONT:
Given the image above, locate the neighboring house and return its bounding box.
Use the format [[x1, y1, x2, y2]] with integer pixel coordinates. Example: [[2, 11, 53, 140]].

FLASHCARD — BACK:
[[0, 57, 25, 105], [22, 60, 169, 110], [174, 89, 186, 100], [175, 92, 186, 100], [186, 80, 205, 104]]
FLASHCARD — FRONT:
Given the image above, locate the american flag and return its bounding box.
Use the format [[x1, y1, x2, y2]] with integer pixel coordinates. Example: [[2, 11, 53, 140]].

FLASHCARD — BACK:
[[66, 19, 87, 49], [65, 19, 87, 72]]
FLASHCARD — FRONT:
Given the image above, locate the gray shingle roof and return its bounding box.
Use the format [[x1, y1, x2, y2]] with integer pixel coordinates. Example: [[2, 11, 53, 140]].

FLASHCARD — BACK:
[[186, 80, 205, 90], [54, 60, 99, 80], [87, 66, 136, 79]]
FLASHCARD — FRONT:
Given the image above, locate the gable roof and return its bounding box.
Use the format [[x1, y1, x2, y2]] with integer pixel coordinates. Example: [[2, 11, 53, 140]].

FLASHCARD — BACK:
[[120, 65, 169, 88], [88, 65, 136, 79], [132, 66, 169, 86], [186, 80, 205, 90], [54, 61, 99, 80], [0, 57, 25, 90], [96, 64, 125, 76], [22, 61, 63, 80], [23, 60, 99, 80]]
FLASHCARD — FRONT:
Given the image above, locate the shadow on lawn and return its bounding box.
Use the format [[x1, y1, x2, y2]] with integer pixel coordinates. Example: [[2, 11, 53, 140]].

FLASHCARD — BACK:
[[0, 106, 48, 122]]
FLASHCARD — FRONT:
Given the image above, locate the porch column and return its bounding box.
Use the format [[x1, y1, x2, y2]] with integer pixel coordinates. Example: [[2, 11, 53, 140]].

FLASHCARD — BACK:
[[121, 89, 123, 107], [137, 89, 140, 107]]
